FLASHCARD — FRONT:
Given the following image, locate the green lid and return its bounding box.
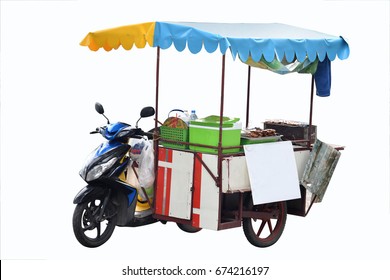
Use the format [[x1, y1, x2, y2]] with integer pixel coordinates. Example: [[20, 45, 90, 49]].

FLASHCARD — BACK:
[[190, 115, 240, 128]]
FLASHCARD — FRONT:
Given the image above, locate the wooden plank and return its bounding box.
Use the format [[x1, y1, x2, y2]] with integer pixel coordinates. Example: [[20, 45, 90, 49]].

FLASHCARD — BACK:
[[301, 139, 341, 202]]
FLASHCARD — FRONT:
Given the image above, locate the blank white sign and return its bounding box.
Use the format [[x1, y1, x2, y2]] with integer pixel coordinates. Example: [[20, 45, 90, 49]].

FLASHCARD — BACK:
[[244, 141, 301, 205]]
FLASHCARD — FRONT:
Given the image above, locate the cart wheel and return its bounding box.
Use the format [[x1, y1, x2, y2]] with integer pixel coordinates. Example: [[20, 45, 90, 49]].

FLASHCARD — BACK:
[[243, 200, 287, 248], [177, 223, 202, 233]]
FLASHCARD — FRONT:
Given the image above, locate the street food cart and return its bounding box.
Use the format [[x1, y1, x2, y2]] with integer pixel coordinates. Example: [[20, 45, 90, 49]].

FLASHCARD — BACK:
[[79, 21, 349, 247]]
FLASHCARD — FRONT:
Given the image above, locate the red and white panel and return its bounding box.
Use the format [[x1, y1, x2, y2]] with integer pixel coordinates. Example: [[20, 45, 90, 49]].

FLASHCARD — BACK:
[[156, 148, 220, 230], [192, 154, 220, 230], [156, 148, 194, 220]]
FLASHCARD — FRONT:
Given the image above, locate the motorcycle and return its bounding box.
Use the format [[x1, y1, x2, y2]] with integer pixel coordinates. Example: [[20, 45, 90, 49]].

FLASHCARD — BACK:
[[72, 103, 156, 248]]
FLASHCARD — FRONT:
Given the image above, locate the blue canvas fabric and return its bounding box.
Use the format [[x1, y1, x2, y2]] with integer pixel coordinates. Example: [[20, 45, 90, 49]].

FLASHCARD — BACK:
[[314, 58, 332, 97], [153, 22, 349, 63], [152, 22, 349, 96]]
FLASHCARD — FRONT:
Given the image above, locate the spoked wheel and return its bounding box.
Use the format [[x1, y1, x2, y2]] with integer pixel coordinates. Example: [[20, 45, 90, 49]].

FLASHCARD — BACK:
[[72, 197, 117, 248], [243, 200, 287, 248], [177, 223, 202, 233]]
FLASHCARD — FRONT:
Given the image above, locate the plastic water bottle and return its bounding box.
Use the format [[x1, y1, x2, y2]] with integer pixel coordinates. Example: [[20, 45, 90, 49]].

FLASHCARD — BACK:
[[182, 110, 190, 125], [190, 110, 198, 121]]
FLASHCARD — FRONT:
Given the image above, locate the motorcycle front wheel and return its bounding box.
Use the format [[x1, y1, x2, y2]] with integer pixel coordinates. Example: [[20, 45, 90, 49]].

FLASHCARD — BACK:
[[72, 197, 117, 248]]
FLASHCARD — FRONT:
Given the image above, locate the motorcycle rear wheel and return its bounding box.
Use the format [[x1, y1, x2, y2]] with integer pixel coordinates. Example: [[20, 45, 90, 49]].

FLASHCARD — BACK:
[[73, 197, 117, 248]]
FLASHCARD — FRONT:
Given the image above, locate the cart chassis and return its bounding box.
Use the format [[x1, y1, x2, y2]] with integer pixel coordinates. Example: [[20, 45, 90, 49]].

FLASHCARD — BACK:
[[151, 48, 323, 231]]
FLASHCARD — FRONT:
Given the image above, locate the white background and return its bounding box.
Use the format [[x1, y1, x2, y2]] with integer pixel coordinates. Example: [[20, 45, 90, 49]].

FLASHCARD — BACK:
[[1, 0, 389, 279]]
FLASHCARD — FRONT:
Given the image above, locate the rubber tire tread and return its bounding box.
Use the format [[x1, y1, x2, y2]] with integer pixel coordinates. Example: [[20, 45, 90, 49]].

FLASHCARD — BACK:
[[73, 200, 117, 248]]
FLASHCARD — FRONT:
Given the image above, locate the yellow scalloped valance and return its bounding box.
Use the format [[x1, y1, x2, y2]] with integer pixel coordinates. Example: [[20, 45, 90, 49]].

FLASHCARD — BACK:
[[80, 22, 155, 51]]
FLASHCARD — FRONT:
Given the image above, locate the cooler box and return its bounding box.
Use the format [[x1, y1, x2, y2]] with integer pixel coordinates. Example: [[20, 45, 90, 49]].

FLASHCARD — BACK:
[[189, 115, 241, 154]]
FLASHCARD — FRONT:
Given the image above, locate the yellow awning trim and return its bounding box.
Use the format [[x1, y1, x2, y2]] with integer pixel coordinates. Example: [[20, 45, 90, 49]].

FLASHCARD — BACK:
[[80, 22, 156, 51]]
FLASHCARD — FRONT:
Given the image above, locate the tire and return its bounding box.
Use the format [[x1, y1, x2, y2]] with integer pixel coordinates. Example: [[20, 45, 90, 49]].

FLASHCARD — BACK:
[[177, 223, 202, 233], [243, 200, 287, 248], [72, 197, 117, 248]]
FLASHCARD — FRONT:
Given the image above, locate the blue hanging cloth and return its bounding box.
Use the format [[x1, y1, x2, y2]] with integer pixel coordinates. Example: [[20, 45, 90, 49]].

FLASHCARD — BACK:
[[314, 58, 331, 97]]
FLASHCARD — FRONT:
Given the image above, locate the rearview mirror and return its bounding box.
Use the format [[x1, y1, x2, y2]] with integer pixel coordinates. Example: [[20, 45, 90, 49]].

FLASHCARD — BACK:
[[140, 106, 155, 118], [135, 106, 155, 128], [95, 102, 110, 124], [95, 102, 105, 114]]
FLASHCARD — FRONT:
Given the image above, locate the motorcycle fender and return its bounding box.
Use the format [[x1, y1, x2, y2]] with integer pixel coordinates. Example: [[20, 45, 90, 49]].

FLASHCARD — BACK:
[[73, 180, 138, 226], [73, 185, 106, 204], [107, 180, 138, 226]]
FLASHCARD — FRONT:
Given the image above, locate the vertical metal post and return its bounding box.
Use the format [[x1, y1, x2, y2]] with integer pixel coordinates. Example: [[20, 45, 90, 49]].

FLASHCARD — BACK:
[[217, 54, 226, 187], [153, 47, 161, 210], [155, 47, 160, 131], [308, 75, 315, 148], [217, 54, 226, 228], [245, 65, 251, 128]]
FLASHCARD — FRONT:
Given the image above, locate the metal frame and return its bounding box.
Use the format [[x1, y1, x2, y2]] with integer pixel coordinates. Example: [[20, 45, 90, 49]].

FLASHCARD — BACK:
[[152, 47, 319, 226]]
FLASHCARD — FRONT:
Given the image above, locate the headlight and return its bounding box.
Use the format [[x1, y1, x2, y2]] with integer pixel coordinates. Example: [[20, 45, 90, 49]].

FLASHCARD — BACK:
[[116, 130, 130, 138], [86, 157, 118, 182], [116, 126, 134, 139], [79, 147, 99, 179]]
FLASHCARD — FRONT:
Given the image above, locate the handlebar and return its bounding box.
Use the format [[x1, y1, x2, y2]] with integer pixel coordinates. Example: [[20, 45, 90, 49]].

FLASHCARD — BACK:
[[89, 126, 153, 140], [90, 127, 101, 134], [143, 131, 154, 140], [130, 128, 154, 140]]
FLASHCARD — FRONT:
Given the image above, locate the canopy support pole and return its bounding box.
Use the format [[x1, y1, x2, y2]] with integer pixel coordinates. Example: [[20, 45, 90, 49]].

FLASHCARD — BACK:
[[245, 65, 252, 128], [217, 54, 226, 184], [155, 47, 160, 131], [217, 54, 226, 228], [153, 47, 161, 211], [308, 75, 315, 148]]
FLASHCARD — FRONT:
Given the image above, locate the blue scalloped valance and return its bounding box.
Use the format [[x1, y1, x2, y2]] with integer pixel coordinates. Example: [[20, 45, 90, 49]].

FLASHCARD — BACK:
[[153, 22, 349, 63]]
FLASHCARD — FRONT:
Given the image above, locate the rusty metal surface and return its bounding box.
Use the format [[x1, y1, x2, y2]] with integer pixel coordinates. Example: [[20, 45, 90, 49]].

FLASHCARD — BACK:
[[264, 122, 317, 145]]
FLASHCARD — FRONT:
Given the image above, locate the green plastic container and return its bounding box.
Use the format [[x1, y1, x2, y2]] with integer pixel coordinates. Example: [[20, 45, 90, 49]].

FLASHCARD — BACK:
[[160, 126, 189, 149], [189, 116, 241, 154], [190, 115, 240, 128]]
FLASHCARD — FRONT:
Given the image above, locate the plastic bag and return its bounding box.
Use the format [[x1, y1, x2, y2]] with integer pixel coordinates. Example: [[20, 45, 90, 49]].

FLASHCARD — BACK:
[[137, 139, 155, 190], [129, 138, 146, 162], [128, 138, 155, 201]]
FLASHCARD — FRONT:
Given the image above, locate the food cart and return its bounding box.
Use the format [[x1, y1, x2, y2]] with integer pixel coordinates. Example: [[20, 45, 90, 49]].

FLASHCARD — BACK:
[[80, 21, 349, 247]]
